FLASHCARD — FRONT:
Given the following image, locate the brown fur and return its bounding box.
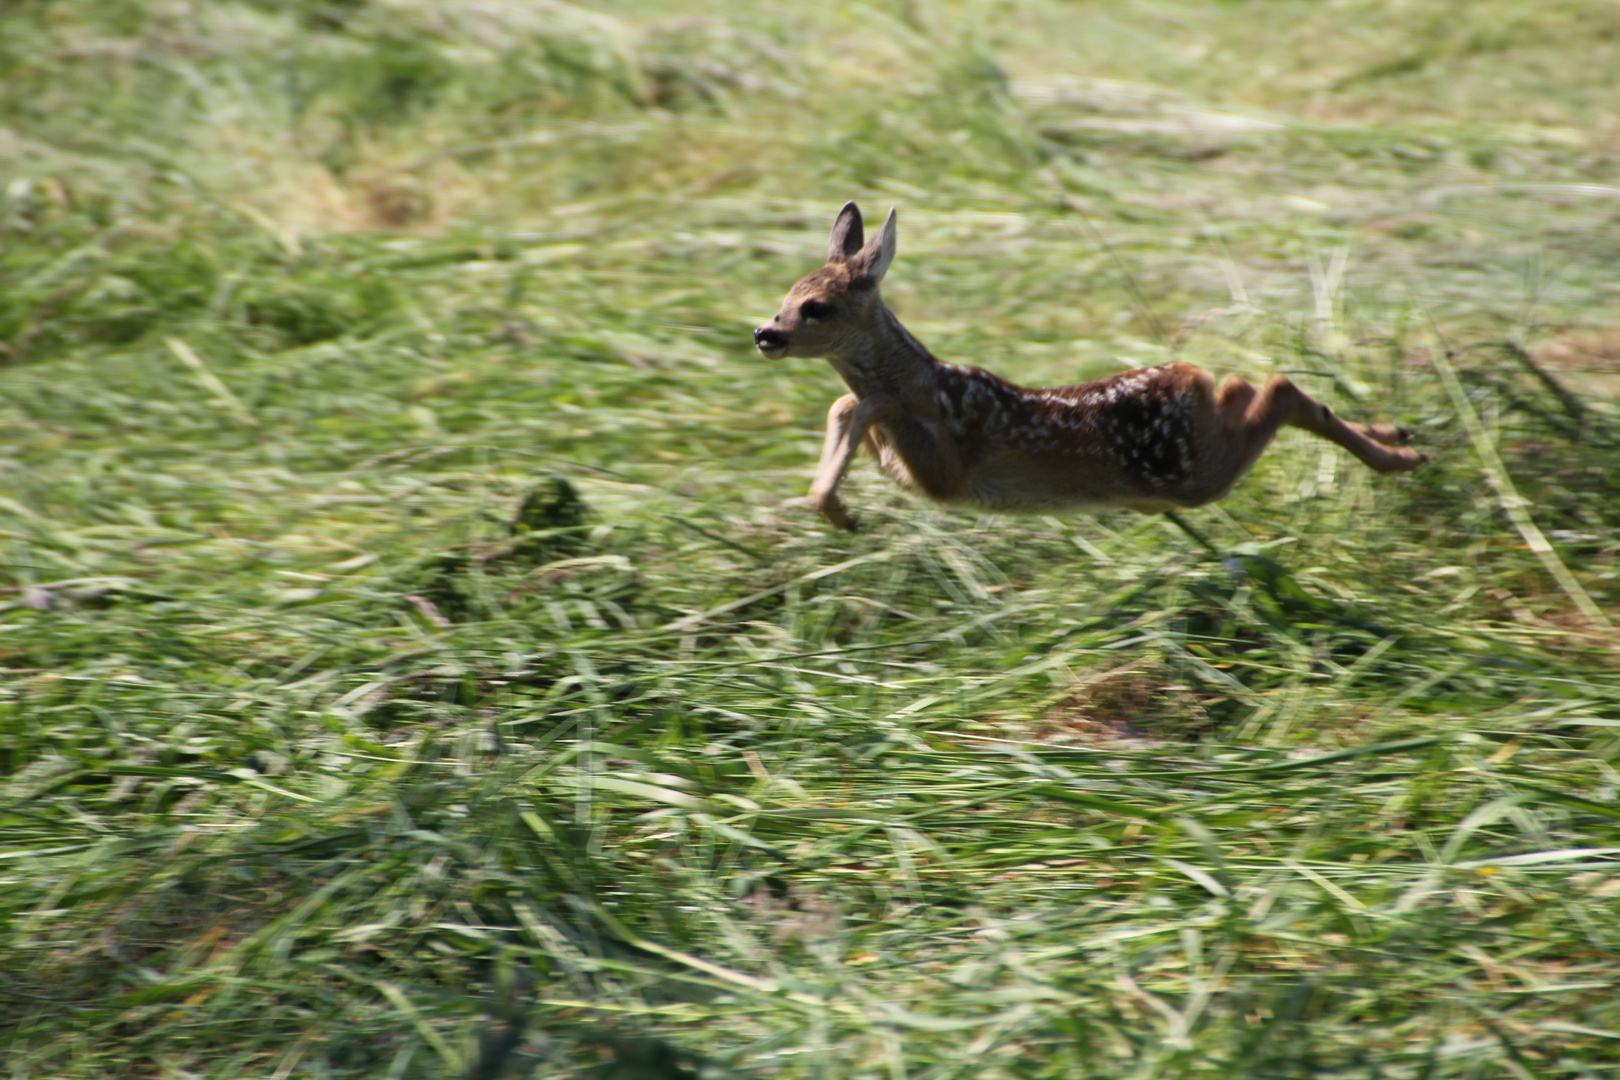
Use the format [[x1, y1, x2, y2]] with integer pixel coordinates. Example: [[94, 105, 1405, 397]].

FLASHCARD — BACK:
[[754, 202, 1425, 531]]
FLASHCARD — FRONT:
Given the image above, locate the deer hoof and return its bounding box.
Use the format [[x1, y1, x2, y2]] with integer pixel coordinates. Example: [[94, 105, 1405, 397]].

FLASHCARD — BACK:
[[811, 493, 859, 532], [822, 506, 860, 532], [1360, 423, 1414, 447], [1387, 446, 1428, 471]]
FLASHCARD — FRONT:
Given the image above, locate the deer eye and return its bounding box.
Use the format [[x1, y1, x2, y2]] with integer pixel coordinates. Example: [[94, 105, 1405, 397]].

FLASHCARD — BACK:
[[799, 299, 833, 321]]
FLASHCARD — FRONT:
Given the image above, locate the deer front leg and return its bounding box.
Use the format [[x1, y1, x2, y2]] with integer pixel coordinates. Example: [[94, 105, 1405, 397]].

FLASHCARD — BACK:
[[808, 394, 865, 531], [807, 394, 964, 529]]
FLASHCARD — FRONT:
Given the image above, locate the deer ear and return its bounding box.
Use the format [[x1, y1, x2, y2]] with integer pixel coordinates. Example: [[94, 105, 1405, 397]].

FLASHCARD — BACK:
[[827, 202, 864, 263], [852, 207, 897, 284]]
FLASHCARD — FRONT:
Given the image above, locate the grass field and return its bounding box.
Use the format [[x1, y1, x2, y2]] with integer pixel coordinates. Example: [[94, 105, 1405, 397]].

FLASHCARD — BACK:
[[4, 1, 1620, 1076]]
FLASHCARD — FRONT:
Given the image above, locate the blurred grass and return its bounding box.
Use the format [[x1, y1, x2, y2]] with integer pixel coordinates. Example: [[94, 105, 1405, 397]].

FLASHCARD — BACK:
[[3, 1, 1620, 1077]]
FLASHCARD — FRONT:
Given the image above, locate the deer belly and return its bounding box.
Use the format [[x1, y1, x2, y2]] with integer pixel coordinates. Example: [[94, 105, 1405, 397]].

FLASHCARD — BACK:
[[958, 452, 1184, 515], [958, 459, 1103, 513]]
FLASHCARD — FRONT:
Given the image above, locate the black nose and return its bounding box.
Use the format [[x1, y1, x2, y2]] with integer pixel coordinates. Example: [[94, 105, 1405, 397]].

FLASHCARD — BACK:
[[754, 327, 786, 348]]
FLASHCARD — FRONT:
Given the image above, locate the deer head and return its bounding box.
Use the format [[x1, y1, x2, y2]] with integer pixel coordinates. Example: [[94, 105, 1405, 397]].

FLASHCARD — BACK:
[[754, 202, 897, 360]]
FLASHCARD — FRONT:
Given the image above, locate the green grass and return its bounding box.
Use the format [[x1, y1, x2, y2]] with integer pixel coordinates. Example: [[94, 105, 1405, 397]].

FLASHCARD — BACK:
[[4, 1, 1620, 1076]]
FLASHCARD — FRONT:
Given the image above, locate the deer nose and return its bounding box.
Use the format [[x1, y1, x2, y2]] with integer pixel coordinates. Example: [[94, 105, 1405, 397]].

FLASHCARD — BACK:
[[754, 326, 786, 349]]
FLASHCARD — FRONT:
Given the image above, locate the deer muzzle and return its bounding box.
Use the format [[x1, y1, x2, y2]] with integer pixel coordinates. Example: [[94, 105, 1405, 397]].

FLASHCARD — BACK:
[[754, 326, 788, 357]]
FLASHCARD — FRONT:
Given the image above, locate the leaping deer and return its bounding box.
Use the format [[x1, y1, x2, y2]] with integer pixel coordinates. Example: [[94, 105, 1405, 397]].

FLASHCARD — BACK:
[[753, 202, 1425, 531]]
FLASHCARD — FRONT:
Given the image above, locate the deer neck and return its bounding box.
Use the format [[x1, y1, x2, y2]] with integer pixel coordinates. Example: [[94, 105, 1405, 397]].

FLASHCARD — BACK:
[[825, 300, 941, 400]]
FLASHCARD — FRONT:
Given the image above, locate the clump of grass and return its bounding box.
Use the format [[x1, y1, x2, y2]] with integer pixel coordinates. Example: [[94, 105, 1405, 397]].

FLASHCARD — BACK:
[[4, 1, 1620, 1077]]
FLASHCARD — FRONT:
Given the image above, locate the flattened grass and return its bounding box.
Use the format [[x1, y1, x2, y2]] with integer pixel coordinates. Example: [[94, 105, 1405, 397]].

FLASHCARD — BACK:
[[4, 1, 1620, 1076]]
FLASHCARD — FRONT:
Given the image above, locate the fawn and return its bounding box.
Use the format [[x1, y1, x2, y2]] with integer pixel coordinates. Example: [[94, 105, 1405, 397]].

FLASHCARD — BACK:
[[754, 202, 1425, 531]]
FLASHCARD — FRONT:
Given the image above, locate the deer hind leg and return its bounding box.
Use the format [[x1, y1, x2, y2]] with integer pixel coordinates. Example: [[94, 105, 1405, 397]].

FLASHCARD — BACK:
[[1221, 373, 1426, 474]]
